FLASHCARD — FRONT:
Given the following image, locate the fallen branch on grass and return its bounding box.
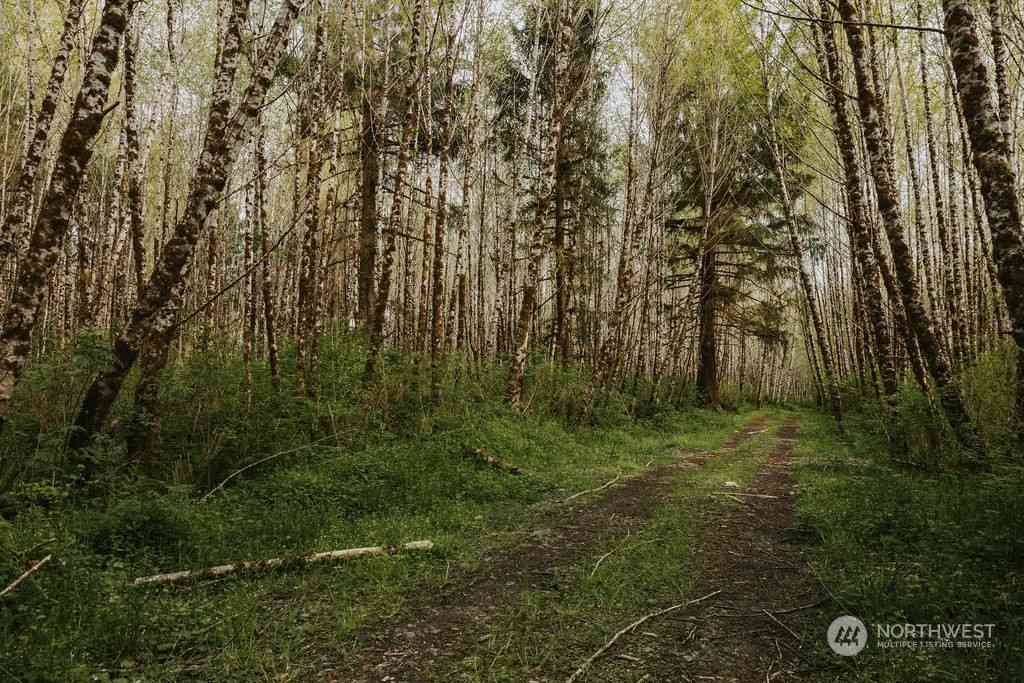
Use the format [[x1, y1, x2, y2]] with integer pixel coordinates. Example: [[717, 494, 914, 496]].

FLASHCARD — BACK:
[[564, 474, 621, 503], [712, 492, 779, 500], [199, 434, 338, 502], [565, 589, 722, 683], [590, 538, 662, 578], [463, 447, 521, 475], [1, 554, 52, 599], [716, 493, 749, 506], [131, 541, 434, 586]]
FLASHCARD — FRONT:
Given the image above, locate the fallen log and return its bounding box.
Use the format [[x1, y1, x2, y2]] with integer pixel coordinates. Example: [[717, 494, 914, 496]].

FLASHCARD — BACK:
[[463, 447, 521, 475], [1, 554, 53, 599], [131, 541, 434, 586]]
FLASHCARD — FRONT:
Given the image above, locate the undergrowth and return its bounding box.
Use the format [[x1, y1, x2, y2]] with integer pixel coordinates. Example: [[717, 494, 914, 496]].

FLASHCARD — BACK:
[[0, 332, 735, 681], [792, 409, 1024, 682]]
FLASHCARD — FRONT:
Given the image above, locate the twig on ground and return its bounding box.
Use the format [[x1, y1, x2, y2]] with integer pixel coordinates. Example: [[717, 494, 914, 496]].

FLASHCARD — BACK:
[[565, 589, 722, 682], [714, 492, 779, 499], [200, 435, 337, 501], [489, 634, 513, 672], [1, 554, 53, 599], [131, 541, 434, 586], [762, 608, 801, 642], [564, 474, 621, 503], [715, 493, 749, 506], [589, 538, 661, 578], [590, 551, 614, 578], [767, 597, 829, 615]]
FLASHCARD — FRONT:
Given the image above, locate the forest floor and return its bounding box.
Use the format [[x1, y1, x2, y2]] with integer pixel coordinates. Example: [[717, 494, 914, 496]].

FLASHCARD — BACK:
[[5, 406, 1020, 682], [322, 414, 833, 682]]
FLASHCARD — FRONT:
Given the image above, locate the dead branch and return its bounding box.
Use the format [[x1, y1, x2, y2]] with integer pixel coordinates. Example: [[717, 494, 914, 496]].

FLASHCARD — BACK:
[[131, 541, 434, 586], [564, 474, 621, 503], [715, 493, 750, 506], [589, 550, 614, 578], [590, 538, 662, 578], [712, 492, 779, 499], [761, 608, 801, 641], [199, 434, 338, 502], [767, 598, 829, 615], [565, 589, 722, 683], [1, 554, 53, 599]]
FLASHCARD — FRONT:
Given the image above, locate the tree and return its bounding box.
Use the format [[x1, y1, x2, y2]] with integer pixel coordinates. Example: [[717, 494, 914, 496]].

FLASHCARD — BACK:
[[836, 0, 976, 450], [71, 0, 307, 453], [943, 0, 1024, 433], [0, 0, 129, 434]]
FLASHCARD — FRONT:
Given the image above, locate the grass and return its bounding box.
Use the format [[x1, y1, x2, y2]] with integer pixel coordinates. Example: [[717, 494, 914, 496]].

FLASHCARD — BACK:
[[5, 331, 1020, 682], [402, 411, 785, 682], [1, 397, 757, 682], [790, 409, 1024, 682]]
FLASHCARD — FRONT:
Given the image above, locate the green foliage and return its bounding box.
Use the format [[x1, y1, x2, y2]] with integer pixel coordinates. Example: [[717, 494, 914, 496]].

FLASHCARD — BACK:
[[961, 343, 1018, 456], [0, 332, 716, 680], [792, 410, 1024, 681], [833, 344, 1020, 468], [78, 495, 193, 562]]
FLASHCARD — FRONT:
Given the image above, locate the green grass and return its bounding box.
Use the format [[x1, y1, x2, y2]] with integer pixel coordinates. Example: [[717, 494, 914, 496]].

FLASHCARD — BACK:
[[1, 402, 756, 682], [407, 411, 785, 682], [791, 409, 1024, 682]]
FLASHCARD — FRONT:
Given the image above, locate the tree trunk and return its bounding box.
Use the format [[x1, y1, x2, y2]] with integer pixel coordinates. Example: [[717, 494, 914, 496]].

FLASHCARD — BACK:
[[123, 19, 146, 299], [0, 0, 86, 264], [255, 128, 280, 390], [357, 95, 380, 330], [366, 0, 423, 380], [816, 4, 899, 418], [767, 116, 843, 432], [837, 0, 977, 450], [507, 4, 572, 407], [71, 0, 305, 452], [943, 0, 1024, 434], [695, 214, 718, 407], [296, 11, 326, 397], [430, 37, 457, 403], [0, 0, 128, 433]]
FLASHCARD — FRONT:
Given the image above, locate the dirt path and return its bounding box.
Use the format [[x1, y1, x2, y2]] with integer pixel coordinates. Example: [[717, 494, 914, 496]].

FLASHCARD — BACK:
[[592, 415, 829, 682], [323, 416, 772, 682]]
